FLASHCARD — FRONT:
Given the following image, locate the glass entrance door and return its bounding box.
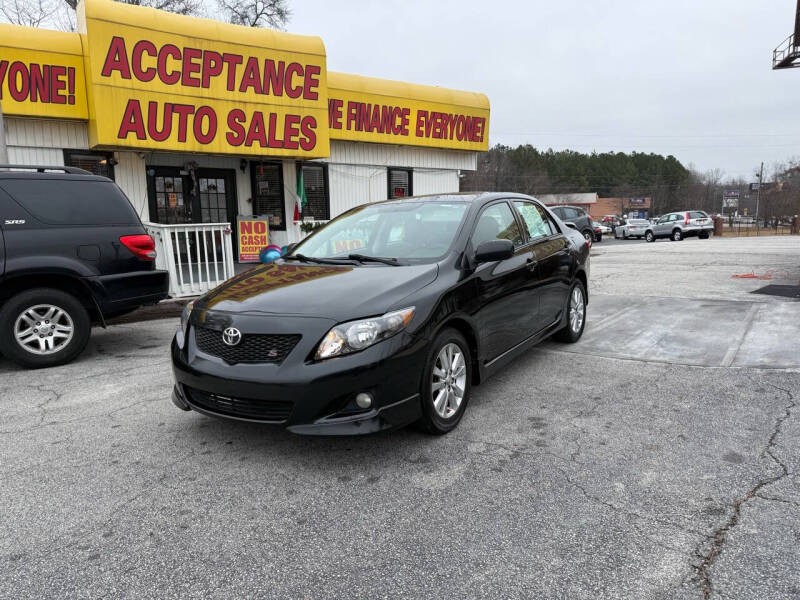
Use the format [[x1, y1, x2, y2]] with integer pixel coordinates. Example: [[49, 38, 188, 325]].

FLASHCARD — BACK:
[[148, 167, 190, 224], [147, 166, 236, 226]]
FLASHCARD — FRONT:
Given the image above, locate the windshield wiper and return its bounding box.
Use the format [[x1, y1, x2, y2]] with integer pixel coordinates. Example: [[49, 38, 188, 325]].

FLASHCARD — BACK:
[[347, 253, 401, 266], [284, 253, 353, 265]]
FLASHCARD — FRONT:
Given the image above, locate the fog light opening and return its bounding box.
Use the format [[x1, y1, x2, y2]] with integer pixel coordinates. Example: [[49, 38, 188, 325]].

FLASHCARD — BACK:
[[355, 393, 373, 409]]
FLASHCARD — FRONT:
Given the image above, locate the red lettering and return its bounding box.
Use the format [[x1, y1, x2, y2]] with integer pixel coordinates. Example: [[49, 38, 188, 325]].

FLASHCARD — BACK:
[[201, 51, 223, 88], [253, 222, 266, 234], [8, 62, 29, 102], [244, 112, 267, 147], [303, 64, 320, 100], [240, 221, 253, 234], [101, 37, 131, 79], [194, 106, 217, 144], [132, 40, 157, 82], [239, 57, 262, 94], [299, 116, 316, 151], [118, 99, 146, 140], [181, 47, 201, 87], [157, 45, 181, 85], [283, 114, 300, 150], [147, 101, 172, 142], [346, 101, 358, 130], [267, 112, 281, 147], [29, 64, 49, 103], [226, 109, 246, 146], [0, 61, 8, 98], [222, 53, 242, 91], [50, 65, 66, 104], [284, 62, 303, 99], [172, 104, 194, 142], [262, 60, 284, 96]]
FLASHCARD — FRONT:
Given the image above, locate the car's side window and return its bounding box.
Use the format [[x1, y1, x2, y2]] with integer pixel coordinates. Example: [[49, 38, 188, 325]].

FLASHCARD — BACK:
[[471, 203, 524, 249], [514, 201, 554, 240]]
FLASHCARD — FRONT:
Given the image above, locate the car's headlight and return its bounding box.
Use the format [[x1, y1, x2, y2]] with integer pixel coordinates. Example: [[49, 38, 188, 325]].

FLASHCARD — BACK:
[[315, 307, 415, 360], [180, 300, 195, 334]]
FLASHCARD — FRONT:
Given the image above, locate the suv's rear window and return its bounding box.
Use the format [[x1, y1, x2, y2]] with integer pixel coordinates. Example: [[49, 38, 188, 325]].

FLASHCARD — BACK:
[[0, 179, 139, 226], [689, 211, 707, 219]]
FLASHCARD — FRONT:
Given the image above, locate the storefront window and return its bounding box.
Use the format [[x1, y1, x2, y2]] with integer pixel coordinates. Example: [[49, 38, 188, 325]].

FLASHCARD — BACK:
[[63, 150, 115, 180], [388, 168, 412, 199], [300, 164, 329, 221], [251, 162, 286, 230]]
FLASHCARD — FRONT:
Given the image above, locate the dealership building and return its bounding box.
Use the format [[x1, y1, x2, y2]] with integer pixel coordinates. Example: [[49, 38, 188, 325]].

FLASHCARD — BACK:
[[0, 0, 489, 293]]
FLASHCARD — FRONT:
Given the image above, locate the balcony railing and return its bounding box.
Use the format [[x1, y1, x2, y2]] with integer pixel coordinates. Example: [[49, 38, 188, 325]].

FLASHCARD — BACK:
[[774, 33, 800, 69], [144, 222, 235, 298]]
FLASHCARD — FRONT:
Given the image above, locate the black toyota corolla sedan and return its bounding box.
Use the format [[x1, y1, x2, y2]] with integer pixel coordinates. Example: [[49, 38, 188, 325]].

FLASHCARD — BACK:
[[171, 192, 590, 435]]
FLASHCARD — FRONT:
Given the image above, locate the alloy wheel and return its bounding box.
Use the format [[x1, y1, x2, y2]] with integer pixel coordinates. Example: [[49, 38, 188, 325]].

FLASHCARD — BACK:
[[14, 304, 74, 355], [431, 342, 467, 419], [569, 287, 585, 334]]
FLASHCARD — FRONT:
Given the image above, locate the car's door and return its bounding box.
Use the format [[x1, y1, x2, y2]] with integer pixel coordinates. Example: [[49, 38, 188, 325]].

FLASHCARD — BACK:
[[469, 201, 537, 361], [514, 201, 572, 331], [654, 214, 670, 236]]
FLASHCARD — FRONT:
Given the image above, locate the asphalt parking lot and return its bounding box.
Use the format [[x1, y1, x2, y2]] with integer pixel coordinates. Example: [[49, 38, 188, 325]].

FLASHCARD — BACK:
[[2, 236, 799, 599]]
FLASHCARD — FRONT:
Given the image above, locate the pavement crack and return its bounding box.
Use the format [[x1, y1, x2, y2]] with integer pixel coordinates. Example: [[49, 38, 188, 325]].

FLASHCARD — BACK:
[[692, 382, 796, 599]]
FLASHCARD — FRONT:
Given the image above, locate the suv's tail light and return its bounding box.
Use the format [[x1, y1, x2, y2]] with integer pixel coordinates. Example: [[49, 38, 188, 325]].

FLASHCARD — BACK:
[[685, 213, 690, 225], [120, 234, 156, 260]]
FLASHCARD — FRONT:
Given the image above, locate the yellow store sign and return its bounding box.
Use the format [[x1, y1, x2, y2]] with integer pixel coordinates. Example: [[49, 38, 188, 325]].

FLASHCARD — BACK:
[[327, 72, 490, 152], [0, 25, 88, 120], [78, 0, 329, 157]]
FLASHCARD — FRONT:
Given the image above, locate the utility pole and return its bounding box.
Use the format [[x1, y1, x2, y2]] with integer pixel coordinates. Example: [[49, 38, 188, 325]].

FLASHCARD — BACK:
[[755, 161, 763, 230], [0, 99, 8, 164]]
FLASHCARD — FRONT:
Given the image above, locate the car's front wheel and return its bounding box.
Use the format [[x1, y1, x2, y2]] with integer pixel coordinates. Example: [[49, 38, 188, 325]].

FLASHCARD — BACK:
[[672, 229, 683, 241], [582, 230, 593, 243], [418, 328, 472, 435], [0, 288, 91, 369], [554, 280, 587, 343]]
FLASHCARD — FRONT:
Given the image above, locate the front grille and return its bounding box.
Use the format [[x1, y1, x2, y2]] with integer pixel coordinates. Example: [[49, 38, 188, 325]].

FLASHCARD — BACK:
[[184, 387, 293, 422], [195, 327, 300, 365]]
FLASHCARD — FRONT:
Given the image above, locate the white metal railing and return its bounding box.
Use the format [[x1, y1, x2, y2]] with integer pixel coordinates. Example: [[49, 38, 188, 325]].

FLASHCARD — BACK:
[[144, 222, 235, 298]]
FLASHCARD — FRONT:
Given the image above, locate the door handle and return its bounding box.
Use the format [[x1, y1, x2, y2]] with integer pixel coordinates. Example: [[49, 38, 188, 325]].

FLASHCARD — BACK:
[[526, 257, 537, 271]]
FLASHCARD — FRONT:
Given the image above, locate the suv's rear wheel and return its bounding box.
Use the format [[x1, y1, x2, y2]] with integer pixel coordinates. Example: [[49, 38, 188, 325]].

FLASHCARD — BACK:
[[0, 288, 91, 368], [672, 229, 683, 241], [418, 328, 472, 435], [645, 231, 655, 242], [582, 230, 593, 242]]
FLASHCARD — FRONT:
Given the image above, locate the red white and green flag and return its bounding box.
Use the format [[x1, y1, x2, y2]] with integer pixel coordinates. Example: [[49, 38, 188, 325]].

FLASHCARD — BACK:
[[294, 169, 307, 222]]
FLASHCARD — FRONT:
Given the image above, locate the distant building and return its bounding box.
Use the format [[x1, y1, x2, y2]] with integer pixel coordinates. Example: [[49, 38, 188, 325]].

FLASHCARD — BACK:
[[592, 197, 652, 220], [538, 193, 598, 215]]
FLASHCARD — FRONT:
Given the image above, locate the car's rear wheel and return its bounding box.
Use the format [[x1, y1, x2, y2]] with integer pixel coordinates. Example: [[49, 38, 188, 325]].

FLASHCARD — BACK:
[[554, 280, 587, 343], [0, 288, 91, 369], [672, 229, 683, 241], [645, 231, 655, 242], [418, 328, 472, 435], [582, 230, 592, 243], [699, 232, 710, 239]]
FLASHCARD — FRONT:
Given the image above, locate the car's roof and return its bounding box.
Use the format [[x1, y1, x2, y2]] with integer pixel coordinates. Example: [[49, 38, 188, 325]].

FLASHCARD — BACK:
[[0, 171, 111, 183], [367, 192, 542, 207]]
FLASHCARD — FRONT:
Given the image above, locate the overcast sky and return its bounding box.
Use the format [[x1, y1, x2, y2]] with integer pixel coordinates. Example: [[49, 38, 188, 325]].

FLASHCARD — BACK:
[[288, 0, 800, 180]]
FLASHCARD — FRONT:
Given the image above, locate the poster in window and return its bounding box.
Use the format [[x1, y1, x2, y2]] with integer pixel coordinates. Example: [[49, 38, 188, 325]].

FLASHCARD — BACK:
[[394, 187, 406, 197], [168, 193, 177, 207], [258, 181, 270, 196]]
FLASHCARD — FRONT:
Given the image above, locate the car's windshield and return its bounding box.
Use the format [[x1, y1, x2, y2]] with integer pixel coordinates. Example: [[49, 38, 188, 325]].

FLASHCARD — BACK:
[[289, 200, 469, 263]]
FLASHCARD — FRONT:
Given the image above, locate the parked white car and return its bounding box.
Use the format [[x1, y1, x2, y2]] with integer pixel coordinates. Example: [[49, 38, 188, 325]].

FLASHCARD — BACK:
[[614, 218, 650, 239]]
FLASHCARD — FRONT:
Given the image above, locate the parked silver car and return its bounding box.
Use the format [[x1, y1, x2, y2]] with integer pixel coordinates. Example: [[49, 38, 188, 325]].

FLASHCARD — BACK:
[[645, 211, 713, 242], [614, 218, 650, 239]]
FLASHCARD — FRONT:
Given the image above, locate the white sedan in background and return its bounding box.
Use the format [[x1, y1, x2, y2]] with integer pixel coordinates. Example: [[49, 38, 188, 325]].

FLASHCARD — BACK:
[[615, 218, 651, 239]]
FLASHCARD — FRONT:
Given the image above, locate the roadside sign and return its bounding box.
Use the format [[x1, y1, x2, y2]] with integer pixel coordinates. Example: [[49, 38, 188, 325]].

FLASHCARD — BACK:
[[723, 190, 740, 208]]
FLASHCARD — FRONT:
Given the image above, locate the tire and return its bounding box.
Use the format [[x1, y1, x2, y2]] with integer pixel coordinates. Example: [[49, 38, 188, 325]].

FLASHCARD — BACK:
[[595, 234, 603, 243], [0, 288, 91, 369], [645, 231, 655, 243], [699, 232, 709, 239], [672, 229, 683, 241], [582, 230, 593, 243], [554, 280, 587, 343], [418, 328, 472, 435]]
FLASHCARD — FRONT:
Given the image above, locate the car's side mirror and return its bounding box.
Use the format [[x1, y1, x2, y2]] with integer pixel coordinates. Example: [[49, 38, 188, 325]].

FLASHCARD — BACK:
[[474, 239, 514, 263], [564, 222, 578, 231]]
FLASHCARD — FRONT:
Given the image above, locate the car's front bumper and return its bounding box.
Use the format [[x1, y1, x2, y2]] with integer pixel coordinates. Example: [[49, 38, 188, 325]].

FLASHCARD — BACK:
[[171, 322, 428, 435]]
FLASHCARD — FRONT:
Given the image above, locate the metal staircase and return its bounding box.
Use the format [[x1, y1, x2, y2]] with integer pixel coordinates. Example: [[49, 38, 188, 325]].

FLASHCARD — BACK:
[[773, 33, 800, 69]]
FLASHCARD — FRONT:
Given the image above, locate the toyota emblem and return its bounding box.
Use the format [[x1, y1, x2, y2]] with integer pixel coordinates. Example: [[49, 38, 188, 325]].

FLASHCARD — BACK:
[[222, 327, 242, 346]]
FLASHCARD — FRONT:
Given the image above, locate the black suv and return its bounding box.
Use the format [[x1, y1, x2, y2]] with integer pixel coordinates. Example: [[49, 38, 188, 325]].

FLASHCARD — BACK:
[[0, 165, 169, 368], [548, 205, 597, 242]]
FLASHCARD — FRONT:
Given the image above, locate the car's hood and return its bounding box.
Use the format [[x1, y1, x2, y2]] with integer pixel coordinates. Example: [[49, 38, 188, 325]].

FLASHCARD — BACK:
[[198, 261, 439, 321]]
